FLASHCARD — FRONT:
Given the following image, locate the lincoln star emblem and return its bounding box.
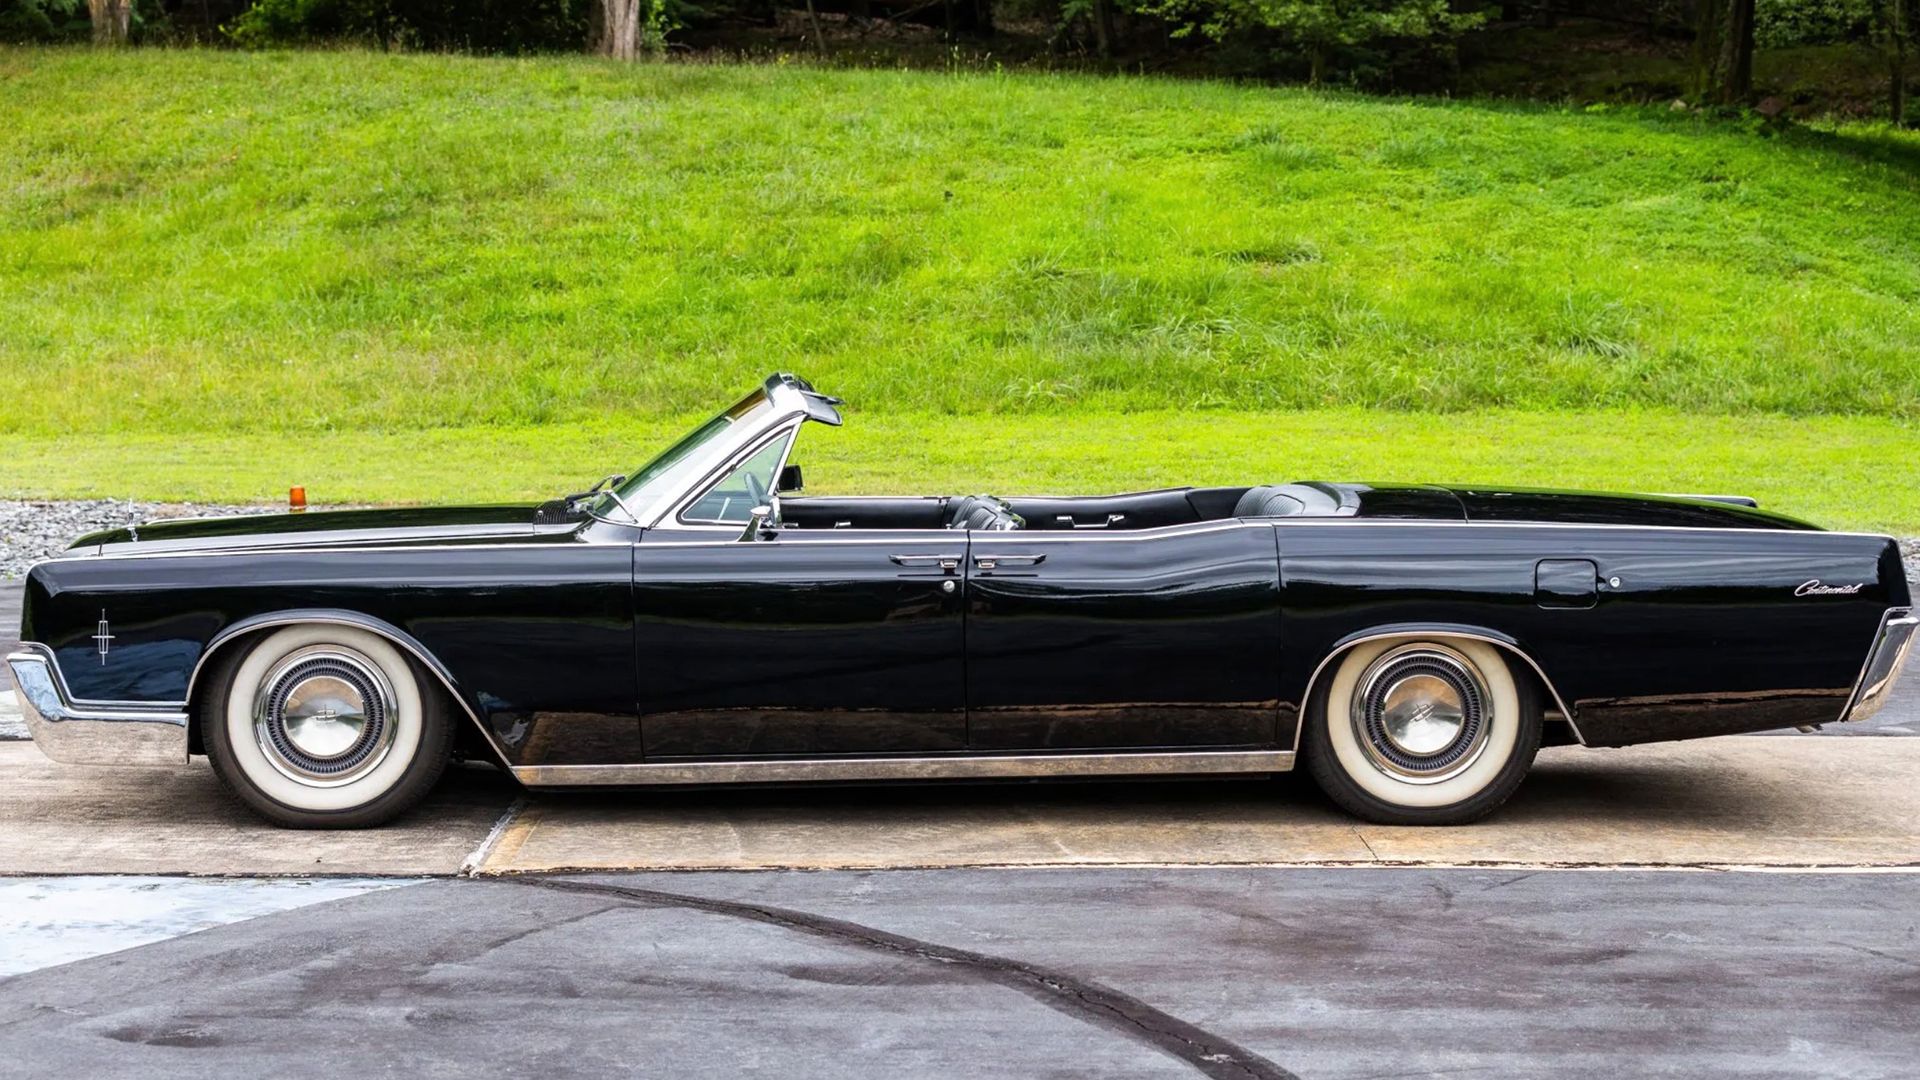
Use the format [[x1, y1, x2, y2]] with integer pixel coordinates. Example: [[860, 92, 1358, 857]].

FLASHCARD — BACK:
[[1795, 580, 1864, 597], [93, 610, 114, 664]]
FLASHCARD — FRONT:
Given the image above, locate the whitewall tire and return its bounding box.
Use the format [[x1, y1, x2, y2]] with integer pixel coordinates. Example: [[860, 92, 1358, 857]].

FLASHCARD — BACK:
[[1303, 636, 1541, 825], [200, 624, 454, 828]]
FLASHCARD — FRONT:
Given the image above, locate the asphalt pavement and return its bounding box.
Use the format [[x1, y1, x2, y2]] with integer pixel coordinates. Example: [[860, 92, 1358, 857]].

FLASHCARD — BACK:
[[0, 867, 1916, 1079]]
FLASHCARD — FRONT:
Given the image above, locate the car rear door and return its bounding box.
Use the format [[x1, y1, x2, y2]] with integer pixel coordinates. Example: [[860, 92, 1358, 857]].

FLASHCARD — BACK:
[[961, 522, 1285, 751]]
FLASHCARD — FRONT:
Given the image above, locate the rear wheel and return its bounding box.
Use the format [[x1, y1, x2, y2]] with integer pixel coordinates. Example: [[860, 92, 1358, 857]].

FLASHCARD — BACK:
[[200, 624, 453, 828], [1303, 637, 1541, 825]]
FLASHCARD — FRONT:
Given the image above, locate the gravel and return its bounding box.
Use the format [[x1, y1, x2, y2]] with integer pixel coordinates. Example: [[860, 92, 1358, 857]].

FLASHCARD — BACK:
[[1, 500, 274, 580]]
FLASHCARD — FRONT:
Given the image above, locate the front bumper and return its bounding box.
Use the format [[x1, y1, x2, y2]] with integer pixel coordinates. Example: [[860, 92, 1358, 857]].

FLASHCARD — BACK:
[[1842, 607, 1918, 725], [5, 646, 189, 766]]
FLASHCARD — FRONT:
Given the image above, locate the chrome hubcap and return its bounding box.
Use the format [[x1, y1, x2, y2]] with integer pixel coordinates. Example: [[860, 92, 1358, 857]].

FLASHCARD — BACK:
[[253, 646, 397, 786], [1350, 644, 1492, 783]]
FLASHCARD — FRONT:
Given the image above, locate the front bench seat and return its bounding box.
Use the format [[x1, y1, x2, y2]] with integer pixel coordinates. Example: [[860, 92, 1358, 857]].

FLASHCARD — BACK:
[[944, 494, 1025, 531]]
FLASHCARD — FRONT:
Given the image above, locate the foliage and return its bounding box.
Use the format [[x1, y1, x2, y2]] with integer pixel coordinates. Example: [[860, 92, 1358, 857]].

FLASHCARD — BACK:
[[1756, 0, 1874, 47], [2, 50, 1919, 436], [0, 0, 80, 41], [1148, 0, 1486, 81], [226, 0, 589, 51]]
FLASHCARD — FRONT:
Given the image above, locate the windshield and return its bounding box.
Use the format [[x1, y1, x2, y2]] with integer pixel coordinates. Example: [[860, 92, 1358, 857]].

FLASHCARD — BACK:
[[680, 431, 794, 525], [592, 389, 774, 522]]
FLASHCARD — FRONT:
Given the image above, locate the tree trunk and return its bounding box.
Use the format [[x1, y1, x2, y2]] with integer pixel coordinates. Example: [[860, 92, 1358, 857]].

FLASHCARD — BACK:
[[598, 0, 641, 60], [1091, 0, 1113, 58], [803, 0, 827, 53], [87, 0, 131, 45], [1691, 0, 1726, 100], [1894, 0, 1911, 126], [1719, 0, 1755, 104]]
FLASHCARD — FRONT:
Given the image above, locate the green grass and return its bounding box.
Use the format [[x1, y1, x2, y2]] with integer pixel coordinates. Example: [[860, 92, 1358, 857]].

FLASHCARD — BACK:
[[3, 47, 1920, 433], [3, 411, 1915, 534], [1, 49, 1917, 532]]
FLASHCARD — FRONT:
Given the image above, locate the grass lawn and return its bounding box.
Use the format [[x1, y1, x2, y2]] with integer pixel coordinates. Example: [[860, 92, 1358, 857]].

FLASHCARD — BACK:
[[3, 410, 1914, 535], [3, 48, 1920, 430], [1, 49, 1916, 531]]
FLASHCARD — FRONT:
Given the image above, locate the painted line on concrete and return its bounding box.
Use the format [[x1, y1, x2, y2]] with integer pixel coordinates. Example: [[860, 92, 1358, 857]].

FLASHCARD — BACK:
[[458, 796, 527, 877], [0, 690, 23, 741]]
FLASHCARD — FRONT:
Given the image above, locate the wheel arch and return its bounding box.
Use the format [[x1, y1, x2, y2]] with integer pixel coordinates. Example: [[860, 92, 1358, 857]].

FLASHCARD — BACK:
[[1294, 622, 1583, 751], [183, 609, 505, 763]]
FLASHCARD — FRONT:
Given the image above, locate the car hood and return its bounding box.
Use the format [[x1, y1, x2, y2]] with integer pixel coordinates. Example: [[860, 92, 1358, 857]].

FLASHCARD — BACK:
[[1335, 483, 1817, 530], [68, 503, 583, 557]]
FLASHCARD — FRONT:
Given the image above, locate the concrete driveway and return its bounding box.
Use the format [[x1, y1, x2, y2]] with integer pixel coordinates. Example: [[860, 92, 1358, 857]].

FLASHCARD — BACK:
[[5, 734, 1920, 876]]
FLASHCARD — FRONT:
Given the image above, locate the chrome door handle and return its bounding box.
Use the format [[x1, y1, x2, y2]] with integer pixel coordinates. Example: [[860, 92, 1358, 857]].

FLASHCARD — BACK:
[[973, 553, 1045, 571], [890, 553, 962, 572]]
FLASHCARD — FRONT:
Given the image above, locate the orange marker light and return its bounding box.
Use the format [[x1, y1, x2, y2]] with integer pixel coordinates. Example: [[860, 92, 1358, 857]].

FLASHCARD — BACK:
[[289, 486, 307, 513]]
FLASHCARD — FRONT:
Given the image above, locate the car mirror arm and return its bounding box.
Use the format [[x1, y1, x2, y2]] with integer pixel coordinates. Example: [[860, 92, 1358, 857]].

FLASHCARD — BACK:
[[740, 504, 776, 542]]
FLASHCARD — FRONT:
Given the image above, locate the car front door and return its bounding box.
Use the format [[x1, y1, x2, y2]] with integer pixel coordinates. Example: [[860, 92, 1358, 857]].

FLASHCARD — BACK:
[[633, 528, 968, 758], [962, 522, 1285, 751]]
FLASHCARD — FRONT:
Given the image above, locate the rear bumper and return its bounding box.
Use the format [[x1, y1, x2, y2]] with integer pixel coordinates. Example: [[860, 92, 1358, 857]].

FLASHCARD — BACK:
[[1842, 607, 1918, 725], [5, 646, 189, 766]]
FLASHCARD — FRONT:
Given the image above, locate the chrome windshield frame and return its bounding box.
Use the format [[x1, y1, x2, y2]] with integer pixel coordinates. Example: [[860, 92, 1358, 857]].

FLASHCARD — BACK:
[[669, 424, 804, 532], [587, 373, 842, 531]]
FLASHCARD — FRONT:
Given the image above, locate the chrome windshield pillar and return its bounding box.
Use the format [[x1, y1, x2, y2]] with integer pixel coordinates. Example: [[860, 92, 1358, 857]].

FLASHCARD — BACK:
[[6, 645, 189, 765], [1841, 607, 1918, 725]]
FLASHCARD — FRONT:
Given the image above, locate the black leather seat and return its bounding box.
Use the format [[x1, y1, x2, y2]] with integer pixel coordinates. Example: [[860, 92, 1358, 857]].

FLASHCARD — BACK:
[[1233, 483, 1351, 518], [944, 494, 1024, 531]]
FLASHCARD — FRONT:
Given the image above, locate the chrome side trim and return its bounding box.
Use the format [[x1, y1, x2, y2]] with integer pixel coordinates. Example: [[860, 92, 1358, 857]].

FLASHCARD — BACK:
[[513, 749, 1295, 787], [46, 520, 1905, 565], [1841, 607, 1917, 725], [6, 646, 189, 766], [641, 520, 1269, 547], [1293, 628, 1585, 751]]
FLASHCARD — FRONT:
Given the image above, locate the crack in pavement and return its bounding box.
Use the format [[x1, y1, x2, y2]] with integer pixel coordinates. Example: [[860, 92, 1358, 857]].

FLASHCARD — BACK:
[[501, 875, 1298, 1080]]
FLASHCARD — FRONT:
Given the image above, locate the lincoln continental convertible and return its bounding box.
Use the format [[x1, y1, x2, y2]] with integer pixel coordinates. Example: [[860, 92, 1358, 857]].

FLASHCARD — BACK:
[[9, 374, 1915, 828]]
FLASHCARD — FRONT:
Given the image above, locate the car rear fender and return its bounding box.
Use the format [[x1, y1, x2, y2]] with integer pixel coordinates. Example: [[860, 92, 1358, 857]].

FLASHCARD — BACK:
[[1296, 622, 1582, 750]]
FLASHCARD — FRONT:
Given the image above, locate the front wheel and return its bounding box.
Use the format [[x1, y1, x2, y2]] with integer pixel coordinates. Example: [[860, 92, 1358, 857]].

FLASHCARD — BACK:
[[1303, 637, 1541, 826], [200, 624, 453, 828]]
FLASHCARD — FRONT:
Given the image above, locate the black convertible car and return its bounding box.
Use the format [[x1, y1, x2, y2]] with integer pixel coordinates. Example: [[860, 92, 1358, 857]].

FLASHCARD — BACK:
[[9, 374, 1915, 827]]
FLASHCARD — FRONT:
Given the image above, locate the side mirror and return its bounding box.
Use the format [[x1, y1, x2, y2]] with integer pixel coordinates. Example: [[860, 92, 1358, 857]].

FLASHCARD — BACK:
[[777, 464, 804, 493], [740, 504, 775, 542]]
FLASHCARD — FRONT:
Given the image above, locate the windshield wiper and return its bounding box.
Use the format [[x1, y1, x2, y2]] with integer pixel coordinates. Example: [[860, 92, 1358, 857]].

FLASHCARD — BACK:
[[564, 474, 644, 524], [564, 474, 625, 507], [598, 487, 641, 524]]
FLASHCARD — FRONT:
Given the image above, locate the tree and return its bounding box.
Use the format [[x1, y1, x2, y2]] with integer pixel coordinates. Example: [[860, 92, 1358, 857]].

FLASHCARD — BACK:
[[1719, 0, 1755, 102], [1150, 0, 1483, 83], [86, 0, 129, 43], [594, 0, 668, 58], [1877, 0, 1912, 124], [1692, 0, 1756, 105]]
